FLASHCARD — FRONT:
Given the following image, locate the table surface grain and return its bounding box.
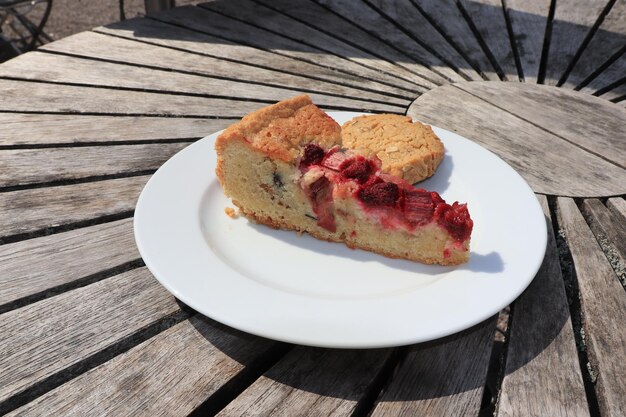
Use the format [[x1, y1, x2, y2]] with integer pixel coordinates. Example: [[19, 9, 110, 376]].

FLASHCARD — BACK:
[[1, 1, 625, 416]]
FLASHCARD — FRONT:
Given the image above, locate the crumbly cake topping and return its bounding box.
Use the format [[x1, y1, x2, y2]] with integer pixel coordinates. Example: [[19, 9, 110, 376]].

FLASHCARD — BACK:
[[341, 114, 444, 184], [216, 95, 341, 163]]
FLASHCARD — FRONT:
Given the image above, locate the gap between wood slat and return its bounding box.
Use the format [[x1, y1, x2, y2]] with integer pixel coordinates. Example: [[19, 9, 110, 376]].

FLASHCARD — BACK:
[[575, 45, 625, 91], [0, 169, 157, 193], [500, 0, 525, 81], [0, 211, 134, 246], [558, 0, 618, 87], [455, 0, 508, 81], [551, 197, 602, 417], [37, 48, 409, 108], [409, 0, 490, 80], [158, 6, 421, 96], [536, 0, 556, 84], [0, 259, 144, 315], [310, 0, 450, 86], [0, 308, 190, 415], [0, 138, 200, 150], [94, 26, 414, 102], [0, 109, 241, 119], [249, 0, 435, 90], [593, 74, 626, 97], [360, 0, 474, 82]]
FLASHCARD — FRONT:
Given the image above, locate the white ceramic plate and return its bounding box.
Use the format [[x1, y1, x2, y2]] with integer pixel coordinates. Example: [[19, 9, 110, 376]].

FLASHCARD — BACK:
[[134, 112, 547, 348]]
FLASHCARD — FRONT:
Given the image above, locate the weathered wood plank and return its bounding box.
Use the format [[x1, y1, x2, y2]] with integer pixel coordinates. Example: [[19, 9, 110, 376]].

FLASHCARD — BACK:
[[0, 175, 148, 238], [543, 0, 609, 86], [580, 52, 626, 100], [6, 316, 281, 417], [497, 195, 589, 417], [407, 84, 626, 197], [372, 318, 496, 417], [0, 79, 265, 117], [148, 5, 420, 96], [504, 0, 552, 83], [582, 199, 626, 288], [41, 32, 409, 106], [607, 197, 626, 221], [0, 51, 405, 112], [363, 0, 484, 81], [0, 113, 227, 146], [252, 0, 442, 88], [314, 0, 467, 83], [557, 197, 626, 417], [94, 17, 415, 98], [412, 0, 501, 80], [458, 0, 519, 81], [566, 0, 626, 89], [217, 347, 392, 416], [198, 0, 437, 90], [0, 142, 189, 187], [0, 267, 181, 405], [0, 218, 138, 307], [454, 82, 626, 168]]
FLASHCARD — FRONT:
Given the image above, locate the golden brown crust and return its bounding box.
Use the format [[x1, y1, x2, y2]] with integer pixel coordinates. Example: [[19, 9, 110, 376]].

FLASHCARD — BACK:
[[341, 114, 444, 184], [215, 95, 341, 163]]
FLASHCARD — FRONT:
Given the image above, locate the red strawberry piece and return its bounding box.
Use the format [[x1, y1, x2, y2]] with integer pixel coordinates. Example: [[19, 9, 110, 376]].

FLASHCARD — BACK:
[[300, 144, 325, 167], [358, 182, 400, 206], [438, 202, 473, 241], [339, 158, 372, 183]]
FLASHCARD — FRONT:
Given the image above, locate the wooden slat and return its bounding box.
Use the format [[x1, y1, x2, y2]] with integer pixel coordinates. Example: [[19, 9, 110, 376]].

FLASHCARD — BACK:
[[557, 197, 626, 417], [314, 0, 467, 83], [371, 318, 496, 416], [565, 0, 626, 89], [607, 197, 626, 221], [0, 113, 227, 146], [412, 0, 501, 80], [582, 199, 626, 287], [148, 5, 420, 97], [459, 0, 519, 81], [94, 17, 414, 99], [0, 142, 189, 188], [0, 175, 148, 238], [6, 316, 281, 417], [580, 53, 626, 100], [0, 267, 181, 405], [504, 0, 552, 83], [454, 81, 626, 168], [217, 347, 392, 416], [0, 79, 265, 117], [497, 195, 589, 417], [252, 0, 442, 88], [362, 0, 484, 81], [40, 32, 408, 106], [0, 51, 405, 112], [0, 218, 138, 307], [407, 84, 626, 197], [198, 0, 436, 91], [543, 0, 610, 86]]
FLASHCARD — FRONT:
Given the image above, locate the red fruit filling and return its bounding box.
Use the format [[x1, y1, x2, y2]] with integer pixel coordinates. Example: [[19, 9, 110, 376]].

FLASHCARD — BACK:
[[300, 144, 325, 167], [358, 182, 399, 206], [339, 157, 372, 184], [306, 175, 336, 233], [298, 145, 472, 242]]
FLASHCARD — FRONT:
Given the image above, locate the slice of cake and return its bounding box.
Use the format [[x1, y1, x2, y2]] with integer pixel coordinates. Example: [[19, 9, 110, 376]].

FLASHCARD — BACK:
[[215, 95, 472, 265], [341, 114, 444, 184]]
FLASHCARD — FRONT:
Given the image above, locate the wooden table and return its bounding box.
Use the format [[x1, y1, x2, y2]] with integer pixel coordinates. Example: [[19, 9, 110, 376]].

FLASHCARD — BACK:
[[1, 1, 625, 416]]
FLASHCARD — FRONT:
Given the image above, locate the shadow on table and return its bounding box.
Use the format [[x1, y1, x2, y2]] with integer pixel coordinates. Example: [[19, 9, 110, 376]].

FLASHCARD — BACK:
[[183, 212, 568, 407], [100, 0, 626, 87]]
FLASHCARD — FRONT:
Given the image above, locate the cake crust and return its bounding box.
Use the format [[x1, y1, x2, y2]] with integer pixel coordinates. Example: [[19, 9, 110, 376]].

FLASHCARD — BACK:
[[215, 95, 341, 163], [341, 114, 444, 184]]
